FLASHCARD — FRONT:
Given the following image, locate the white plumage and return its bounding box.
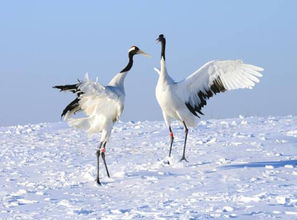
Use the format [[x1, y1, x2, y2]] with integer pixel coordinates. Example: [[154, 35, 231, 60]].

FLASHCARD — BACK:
[[53, 46, 149, 184], [67, 73, 124, 140], [155, 34, 263, 161]]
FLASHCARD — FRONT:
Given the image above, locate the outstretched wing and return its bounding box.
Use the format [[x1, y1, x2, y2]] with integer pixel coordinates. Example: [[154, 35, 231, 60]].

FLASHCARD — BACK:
[[176, 60, 263, 117]]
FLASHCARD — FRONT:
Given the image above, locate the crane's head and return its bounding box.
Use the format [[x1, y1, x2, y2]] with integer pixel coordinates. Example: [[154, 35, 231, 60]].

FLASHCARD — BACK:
[[156, 34, 165, 43], [120, 46, 150, 72], [128, 46, 150, 57]]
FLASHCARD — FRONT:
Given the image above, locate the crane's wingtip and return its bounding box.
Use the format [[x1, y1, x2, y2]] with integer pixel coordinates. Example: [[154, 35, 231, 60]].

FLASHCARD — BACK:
[[52, 85, 63, 91], [153, 67, 160, 74], [254, 66, 264, 72], [84, 72, 90, 81]]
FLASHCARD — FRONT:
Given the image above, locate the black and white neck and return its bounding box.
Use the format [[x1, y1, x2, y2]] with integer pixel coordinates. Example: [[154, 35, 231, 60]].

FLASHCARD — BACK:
[[120, 47, 137, 73], [108, 46, 139, 87], [158, 34, 166, 60], [157, 34, 174, 83]]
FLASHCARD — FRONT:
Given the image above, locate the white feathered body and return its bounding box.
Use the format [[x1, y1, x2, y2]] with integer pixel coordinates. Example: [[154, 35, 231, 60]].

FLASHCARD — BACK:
[[156, 84, 198, 127], [156, 59, 197, 127], [66, 73, 126, 141], [155, 58, 263, 127]]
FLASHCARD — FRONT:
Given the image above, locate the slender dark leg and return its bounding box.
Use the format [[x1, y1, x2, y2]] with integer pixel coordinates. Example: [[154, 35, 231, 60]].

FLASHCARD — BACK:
[[96, 142, 103, 185], [168, 126, 174, 157], [101, 142, 110, 178], [180, 122, 189, 162]]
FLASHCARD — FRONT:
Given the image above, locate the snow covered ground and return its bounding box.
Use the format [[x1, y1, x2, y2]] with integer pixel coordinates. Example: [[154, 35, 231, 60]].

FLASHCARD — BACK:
[[1, 115, 297, 219]]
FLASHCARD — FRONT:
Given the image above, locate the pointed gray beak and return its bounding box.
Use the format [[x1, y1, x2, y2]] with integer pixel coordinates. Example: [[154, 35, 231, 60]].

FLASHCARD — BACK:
[[137, 49, 151, 57]]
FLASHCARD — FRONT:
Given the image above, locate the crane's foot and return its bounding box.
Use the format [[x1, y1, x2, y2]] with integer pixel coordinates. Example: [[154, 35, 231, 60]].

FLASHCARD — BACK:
[[96, 178, 101, 185], [163, 156, 173, 165], [164, 160, 170, 165], [179, 157, 189, 162]]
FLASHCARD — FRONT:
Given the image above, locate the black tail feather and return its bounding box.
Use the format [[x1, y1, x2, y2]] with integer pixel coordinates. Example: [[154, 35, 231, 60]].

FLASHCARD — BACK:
[[61, 98, 81, 118], [53, 83, 79, 93]]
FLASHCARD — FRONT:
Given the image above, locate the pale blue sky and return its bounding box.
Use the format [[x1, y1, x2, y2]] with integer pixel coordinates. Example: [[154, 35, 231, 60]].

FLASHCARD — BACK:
[[1, 1, 296, 126]]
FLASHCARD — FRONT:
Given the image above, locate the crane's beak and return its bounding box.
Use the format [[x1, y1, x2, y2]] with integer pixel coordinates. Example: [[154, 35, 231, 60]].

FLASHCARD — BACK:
[[137, 49, 151, 57], [156, 34, 164, 43]]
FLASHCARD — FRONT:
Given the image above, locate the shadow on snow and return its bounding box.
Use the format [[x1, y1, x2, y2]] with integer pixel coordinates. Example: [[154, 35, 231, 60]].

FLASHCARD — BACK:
[[221, 160, 297, 169]]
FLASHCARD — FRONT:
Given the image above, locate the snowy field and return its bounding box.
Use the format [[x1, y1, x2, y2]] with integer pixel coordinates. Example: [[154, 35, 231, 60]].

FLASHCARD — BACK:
[[1, 115, 297, 219]]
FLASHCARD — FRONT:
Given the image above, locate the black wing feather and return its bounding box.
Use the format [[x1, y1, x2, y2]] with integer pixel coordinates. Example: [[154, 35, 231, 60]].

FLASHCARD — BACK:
[[61, 98, 81, 117], [53, 83, 79, 93], [53, 83, 83, 117], [185, 76, 227, 117]]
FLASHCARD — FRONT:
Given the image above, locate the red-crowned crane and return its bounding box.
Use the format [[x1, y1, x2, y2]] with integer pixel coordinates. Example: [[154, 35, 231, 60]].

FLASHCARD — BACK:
[[53, 46, 149, 184], [155, 34, 263, 162]]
